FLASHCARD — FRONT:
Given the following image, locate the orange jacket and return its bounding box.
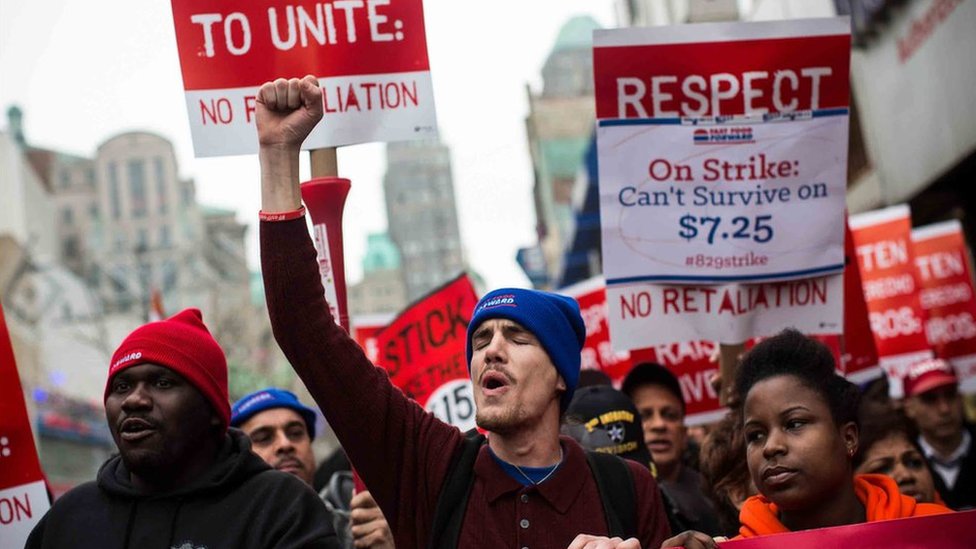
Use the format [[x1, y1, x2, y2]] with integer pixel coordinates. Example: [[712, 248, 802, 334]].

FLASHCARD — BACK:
[[737, 474, 951, 538]]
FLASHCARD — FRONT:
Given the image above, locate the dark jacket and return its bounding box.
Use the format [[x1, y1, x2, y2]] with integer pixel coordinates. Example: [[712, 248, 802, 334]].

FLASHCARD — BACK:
[[260, 218, 671, 549], [930, 425, 976, 510], [27, 429, 339, 548]]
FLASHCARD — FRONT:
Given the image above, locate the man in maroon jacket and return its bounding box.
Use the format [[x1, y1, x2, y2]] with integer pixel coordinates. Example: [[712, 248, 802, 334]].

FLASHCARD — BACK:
[[256, 75, 670, 549]]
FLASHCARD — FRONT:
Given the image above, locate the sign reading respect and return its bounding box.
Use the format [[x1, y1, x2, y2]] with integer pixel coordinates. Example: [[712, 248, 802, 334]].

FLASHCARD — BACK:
[[594, 17, 850, 285], [170, 0, 437, 156]]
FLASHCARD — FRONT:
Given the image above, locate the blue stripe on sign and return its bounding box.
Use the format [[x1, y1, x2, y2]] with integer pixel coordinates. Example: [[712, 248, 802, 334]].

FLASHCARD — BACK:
[[599, 118, 681, 127], [811, 108, 849, 118], [605, 263, 845, 286]]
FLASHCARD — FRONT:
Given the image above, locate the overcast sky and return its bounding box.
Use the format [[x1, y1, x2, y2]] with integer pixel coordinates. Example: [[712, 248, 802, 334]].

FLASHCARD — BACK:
[[0, 0, 619, 289]]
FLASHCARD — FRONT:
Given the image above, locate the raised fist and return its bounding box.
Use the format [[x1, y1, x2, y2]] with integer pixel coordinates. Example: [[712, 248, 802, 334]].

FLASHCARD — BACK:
[[255, 75, 324, 149]]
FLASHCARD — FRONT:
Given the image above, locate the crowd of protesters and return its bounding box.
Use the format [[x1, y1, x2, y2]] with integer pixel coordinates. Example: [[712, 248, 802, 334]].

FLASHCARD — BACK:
[[24, 76, 974, 548]]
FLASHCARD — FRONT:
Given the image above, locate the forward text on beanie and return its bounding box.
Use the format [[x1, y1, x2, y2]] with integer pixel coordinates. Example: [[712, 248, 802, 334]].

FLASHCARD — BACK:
[[105, 308, 230, 430], [466, 288, 586, 410]]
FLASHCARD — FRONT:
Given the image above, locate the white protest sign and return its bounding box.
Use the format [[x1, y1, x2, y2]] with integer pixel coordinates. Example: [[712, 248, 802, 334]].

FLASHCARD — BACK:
[[606, 275, 843, 348], [594, 18, 850, 285], [170, 0, 437, 157]]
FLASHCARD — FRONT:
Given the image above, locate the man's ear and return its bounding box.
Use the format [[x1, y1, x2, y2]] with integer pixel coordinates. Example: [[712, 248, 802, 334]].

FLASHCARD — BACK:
[[556, 374, 567, 392]]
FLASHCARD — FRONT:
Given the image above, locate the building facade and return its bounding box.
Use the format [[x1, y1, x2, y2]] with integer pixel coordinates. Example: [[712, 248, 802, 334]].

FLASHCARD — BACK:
[[383, 139, 465, 301], [520, 16, 601, 289]]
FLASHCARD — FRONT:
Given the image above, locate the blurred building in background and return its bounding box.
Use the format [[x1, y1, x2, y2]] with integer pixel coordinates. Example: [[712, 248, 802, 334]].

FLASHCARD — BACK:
[[383, 139, 466, 301], [519, 16, 601, 289], [348, 232, 408, 316]]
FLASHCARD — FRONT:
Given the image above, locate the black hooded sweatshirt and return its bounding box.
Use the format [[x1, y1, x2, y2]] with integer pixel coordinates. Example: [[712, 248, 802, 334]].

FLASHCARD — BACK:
[[26, 429, 339, 549]]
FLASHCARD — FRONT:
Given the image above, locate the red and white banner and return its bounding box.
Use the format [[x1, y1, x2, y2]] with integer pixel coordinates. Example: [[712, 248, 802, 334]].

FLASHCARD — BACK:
[[723, 509, 976, 548], [0, 302, 50, 546], [842, 219, 881, 382], [849, 205, 932, 396], [170, 0, 437, 156], [560, 277, 723, 426], [595, 17, 850, 285], [375, 274, 478, 431], [912, 220, 976, 394]]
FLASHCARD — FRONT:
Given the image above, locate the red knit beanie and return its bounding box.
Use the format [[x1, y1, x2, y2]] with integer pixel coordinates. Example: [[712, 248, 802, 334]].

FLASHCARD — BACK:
[[105, 308, 230, 430]]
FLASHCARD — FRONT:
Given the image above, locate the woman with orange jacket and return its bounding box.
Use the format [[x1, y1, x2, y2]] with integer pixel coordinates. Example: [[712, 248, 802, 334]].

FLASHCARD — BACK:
[[662, 329, 950, 548]]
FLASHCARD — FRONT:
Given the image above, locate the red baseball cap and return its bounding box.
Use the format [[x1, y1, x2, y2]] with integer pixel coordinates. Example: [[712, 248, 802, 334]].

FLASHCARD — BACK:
[[903, 358, 959, 398]]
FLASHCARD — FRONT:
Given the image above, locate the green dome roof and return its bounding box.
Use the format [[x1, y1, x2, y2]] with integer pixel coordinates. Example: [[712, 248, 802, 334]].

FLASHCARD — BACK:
[[553, 15, 601, 52], [363, 233, 401, 273]]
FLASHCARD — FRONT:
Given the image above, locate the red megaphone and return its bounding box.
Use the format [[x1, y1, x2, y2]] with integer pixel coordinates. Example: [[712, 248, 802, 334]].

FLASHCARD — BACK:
[[301, 177, 351, 332]]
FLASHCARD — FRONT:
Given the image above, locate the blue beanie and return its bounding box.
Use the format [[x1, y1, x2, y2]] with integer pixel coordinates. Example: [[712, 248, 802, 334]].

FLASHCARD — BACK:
[[466, 288, 586, 410], [230, 388, 318, 440]]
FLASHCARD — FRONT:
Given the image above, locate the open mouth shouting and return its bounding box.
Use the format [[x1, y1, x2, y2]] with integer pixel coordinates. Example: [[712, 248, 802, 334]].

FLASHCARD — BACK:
[[119, 417, 158, 443], [480, 369, 513, 398]]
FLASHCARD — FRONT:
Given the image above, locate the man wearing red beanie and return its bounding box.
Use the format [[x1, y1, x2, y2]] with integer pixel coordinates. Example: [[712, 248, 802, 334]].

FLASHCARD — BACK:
[[27, 309, 339, 548]]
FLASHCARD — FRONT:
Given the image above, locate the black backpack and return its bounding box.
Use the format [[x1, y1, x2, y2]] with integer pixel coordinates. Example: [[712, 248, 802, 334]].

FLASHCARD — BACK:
[[427, 432, 637, 549]]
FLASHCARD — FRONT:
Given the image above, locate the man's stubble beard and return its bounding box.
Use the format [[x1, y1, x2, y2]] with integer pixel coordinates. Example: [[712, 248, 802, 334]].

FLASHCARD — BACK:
[[476, 402, 525, 435]]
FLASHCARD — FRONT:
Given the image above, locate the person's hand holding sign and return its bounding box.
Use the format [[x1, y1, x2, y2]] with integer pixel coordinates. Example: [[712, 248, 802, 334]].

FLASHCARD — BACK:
[[257, 75, 323, 213]]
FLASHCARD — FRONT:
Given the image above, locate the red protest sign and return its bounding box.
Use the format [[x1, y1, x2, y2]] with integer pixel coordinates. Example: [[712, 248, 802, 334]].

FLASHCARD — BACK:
[[849, 205, 932, 396], [722, 509, 976, 549], [561, 277, 723, 426], [169, 0, 437, 156], [593, 20, 850, 119], [375, 274, 478, 431], [0, 301, 50, 546], [562, 277, 643, 383], [842, 218, 880, 382], [913, 220, 976, 394]]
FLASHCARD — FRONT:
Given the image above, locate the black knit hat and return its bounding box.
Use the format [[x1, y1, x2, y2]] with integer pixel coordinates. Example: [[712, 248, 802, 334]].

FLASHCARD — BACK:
[[563, 385, 655, 472]]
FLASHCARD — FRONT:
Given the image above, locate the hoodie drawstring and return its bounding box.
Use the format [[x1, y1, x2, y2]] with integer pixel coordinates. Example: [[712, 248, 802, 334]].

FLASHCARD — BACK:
[[167, 498, 186, 548]]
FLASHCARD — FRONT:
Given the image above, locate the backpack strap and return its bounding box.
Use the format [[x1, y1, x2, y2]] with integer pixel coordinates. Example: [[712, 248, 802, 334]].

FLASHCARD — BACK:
[[428, 430, 486, 549], [585, 451, 638, 540]]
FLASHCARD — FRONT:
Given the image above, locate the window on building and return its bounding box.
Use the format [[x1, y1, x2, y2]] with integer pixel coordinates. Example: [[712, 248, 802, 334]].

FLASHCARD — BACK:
[[62, 236, 79, 260], [137, 229, 149, 251], [59, 170, 71, 189], [62, 207, 73, 225], [89, 203, 99, 220], [159, 225, 171, 248], [162, 261, 178, 292], [109, 162, 122, 219], [128, 160, 148, 218], [155, 157, 168, 214], [86, 167, 96, 186]]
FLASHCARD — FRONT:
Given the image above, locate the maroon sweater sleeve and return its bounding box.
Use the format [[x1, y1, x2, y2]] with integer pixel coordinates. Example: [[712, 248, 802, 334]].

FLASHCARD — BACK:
[[260, 218, 464, 547], [626, 460, 673, 547]]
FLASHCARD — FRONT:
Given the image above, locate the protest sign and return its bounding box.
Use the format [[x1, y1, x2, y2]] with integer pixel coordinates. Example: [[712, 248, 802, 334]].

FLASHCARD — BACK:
[[170, 0, 437, 156], [722, 509, 976, 549], [644, 340, 724, 426], [375, 274, 478, 431], [0, 302, 50, 547], [561, 276, 643, 383], [606, 275, 843, 349], [352, 313, 394, 364], [841, 219, 881, 382], [849, 205, 932, 396], [594, 17, 850, 285], [559, 277, 723, 425], [913, 219, 976, 394]]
